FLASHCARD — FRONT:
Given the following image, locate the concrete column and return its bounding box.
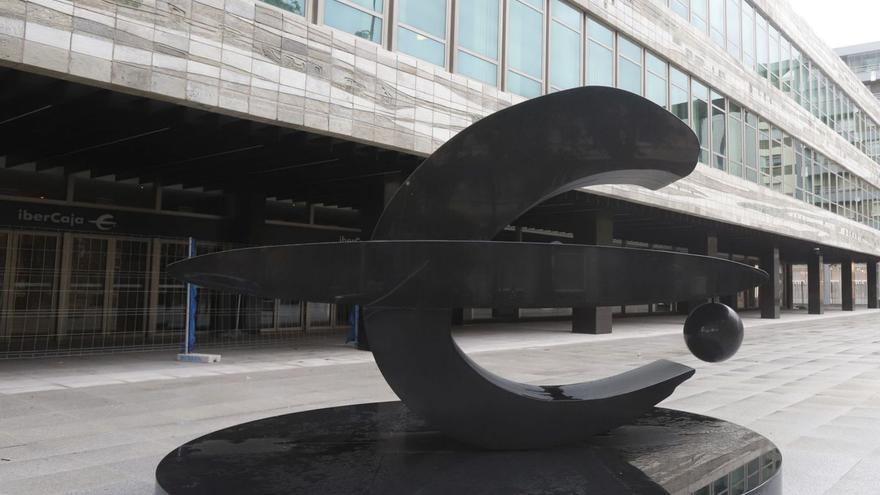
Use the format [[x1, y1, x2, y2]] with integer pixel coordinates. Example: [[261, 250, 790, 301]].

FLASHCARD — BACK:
[[223, 190, 268, 333], [841, 260, 855, 311], [451, 308, 464, 326], [759, 247, 781, 319], [491, 308, 519, 321], [572, 211, 613, 334], [356, 175, 402, 350], [359, 174, 402, 240], [679, 233, 719, 314], [823, 264, 833, 305], [783, 262, 794, 310], [225, 190, 267, 244], [808, 251, 824, 315], [868, 261, 878, 309]]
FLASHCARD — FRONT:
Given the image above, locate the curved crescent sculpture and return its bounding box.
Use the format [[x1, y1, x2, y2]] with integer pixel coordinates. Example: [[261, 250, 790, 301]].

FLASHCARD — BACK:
[[170, 86, 767, 450]]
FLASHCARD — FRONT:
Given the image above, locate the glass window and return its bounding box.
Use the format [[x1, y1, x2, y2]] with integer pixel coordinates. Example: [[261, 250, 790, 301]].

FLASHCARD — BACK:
[[692, 79, 710, 163], [671, 0, 688, 20], [759, 118, 771, 187], [794, 140, 805, 200], [550, 0, 582, 91], [456, 0, 500, 86], [709, 0, 725, 48], [742, 3, 755, 70], [671, 67, 689, 125], [726, 0, 740, 59], [728, 101, 743, 177], [792, 46, 802, 101], [744, 110, 758, 182], [711, 90, 726, 170], [731, 466, 746, 495], [507, 0, 544, 97], [587, 18, 614, 87], [780, 37, 791, 94], [770, 126, 782, 194], [768, 24, 780, 88], [646, 53, 668, 108], [397, 0, 447, 66], [800, 55, 810, 108], [346, 0, 383, 9], [324, 0, 384, 44], [809, 62, 819, 117], [756, 15, 768, 79], [714, 474, 730, 495], [262, 0, 305, 15], [691, 0, 708, 33], [617, 35, 642, 95], [781, 131, 796, 196]]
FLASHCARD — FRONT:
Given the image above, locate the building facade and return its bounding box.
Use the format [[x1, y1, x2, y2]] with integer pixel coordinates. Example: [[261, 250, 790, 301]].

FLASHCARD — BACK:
[[1, 0, 879, 361], [838, 41, 880, 102]]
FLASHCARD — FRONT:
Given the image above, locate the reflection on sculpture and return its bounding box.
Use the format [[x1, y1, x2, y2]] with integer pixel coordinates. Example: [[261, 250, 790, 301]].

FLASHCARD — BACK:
[[684, 302, 745, 363], [170, 86, 767, 450]]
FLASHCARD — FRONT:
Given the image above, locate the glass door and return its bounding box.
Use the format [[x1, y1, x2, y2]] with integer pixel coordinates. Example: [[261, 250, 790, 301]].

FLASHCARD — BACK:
[[278, 300, 302, 331], [0, 232, 8, 337], [7, 233, 60, 336], [155, 240, 187, 334], [64, 236, 108, 339], [110, 239, 149, 345]]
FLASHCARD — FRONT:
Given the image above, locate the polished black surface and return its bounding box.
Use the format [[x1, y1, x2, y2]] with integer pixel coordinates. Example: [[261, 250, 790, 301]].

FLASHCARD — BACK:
[[684, 302, 745, 363], [171, 241, 767, 308], [155, 402, 783, 495], [169, 86, 767, 449], [371, 86, 700, 241]]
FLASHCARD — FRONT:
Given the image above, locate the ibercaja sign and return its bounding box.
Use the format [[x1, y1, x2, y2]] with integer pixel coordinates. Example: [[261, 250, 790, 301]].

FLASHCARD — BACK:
[[17, 208, 117, 231]]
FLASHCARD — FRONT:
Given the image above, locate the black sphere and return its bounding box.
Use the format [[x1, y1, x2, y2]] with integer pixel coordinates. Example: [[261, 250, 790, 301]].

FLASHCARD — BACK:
[[683, 302, 743, 363]]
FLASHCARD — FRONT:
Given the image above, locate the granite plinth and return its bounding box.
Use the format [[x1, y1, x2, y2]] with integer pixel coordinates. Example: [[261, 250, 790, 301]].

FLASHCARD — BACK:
[[155, 402, 781, 495]]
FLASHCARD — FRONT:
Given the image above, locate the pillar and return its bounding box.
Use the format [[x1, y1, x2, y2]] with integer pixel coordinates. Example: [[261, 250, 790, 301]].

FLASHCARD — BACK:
[[868, 261, 878, 309], [492, 308, 519, 321], [841, 260, 855, 311], [823, 264, 833, 306], [783, 262, 794, 310], [759, 247, 781, 319], [451, 308, 464, 326], [356, 174, 403, 350], [226, 189, 267, 244], [224, 190, 268, 333], [808, 251, 824, 315], [678, 232, 719, 314], [572, 211, 613, 334]]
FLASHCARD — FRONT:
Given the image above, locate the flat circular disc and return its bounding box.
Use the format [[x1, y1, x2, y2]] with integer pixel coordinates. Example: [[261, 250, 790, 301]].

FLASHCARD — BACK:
[[154, 402, 782, 495], [170, 241, 767, 308]]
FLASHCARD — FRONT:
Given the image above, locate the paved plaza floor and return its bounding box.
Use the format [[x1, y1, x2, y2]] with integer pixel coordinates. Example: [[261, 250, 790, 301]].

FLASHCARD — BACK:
[[1, 308, 879, 494]]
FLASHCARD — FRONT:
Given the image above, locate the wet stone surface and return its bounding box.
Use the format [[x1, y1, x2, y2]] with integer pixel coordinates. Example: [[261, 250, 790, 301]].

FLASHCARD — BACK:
[[155, 402, 781, 495]]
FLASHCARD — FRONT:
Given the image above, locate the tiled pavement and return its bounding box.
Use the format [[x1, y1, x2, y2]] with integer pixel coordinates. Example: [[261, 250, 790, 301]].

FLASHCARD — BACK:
[[1, 308, 879, 494]]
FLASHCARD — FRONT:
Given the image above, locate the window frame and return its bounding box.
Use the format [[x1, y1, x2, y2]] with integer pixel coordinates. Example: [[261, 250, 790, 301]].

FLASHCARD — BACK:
[[392, 0, 451, 68]]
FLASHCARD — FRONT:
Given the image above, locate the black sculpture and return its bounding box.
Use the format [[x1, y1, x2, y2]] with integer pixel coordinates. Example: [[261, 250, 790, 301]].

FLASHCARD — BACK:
[[170, 86, 767, 450]]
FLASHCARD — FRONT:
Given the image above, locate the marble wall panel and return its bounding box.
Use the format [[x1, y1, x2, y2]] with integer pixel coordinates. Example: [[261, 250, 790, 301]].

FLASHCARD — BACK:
[[0, 0, 878, 255]]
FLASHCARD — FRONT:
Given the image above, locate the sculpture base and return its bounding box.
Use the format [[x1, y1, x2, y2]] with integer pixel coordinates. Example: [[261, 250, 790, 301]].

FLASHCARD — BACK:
[[155, 402, 781, 495]]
